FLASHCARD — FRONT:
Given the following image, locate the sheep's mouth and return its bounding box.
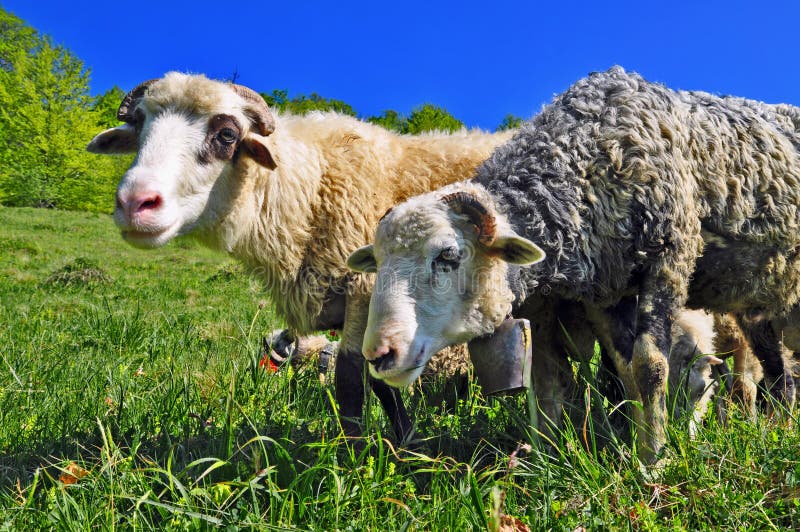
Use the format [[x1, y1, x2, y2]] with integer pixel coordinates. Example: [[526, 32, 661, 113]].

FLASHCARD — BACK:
[[123, 228, 165, 238], [371, 344, 429, 387]]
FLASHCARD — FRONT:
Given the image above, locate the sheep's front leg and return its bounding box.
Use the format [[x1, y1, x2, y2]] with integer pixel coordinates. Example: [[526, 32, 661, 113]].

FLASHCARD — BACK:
[[335, 342, 413, 442], [530, 327, 573, 440], [713, 313, 758, 416], [369, 377, 414, 443], [334, 348, 367, 438], [736, 315, 796, 411], [586, 298, 643, 446], [515, 298, 602, 446], [630, 287, 673, 463], [338, 290, 413, 442], [521, 299, 578, 442], [589, 293, 671, 463]]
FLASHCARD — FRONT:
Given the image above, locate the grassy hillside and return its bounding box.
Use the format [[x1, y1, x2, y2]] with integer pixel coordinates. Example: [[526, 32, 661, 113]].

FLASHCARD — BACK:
[[1, 206, 799, 529]]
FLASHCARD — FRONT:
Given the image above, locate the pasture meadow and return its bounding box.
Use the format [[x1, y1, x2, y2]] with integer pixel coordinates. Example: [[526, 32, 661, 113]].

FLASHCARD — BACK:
[[1, 206, 799, 529]]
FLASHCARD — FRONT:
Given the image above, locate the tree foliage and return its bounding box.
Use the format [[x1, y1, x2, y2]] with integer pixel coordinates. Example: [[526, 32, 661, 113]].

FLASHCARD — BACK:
[[406, 104, 464, 134], [497, 113, 523, 131], [367, 105, 465, 135], [261, 89, 356, 116], [93, 86, 126, 129], [367, 110, 407, 133], [0, 8, 129, 212]]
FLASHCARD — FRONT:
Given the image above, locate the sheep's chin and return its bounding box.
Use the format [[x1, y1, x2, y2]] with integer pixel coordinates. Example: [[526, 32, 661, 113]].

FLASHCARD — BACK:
[[374, 365, 426, 388], [121, 223, 181, 248]]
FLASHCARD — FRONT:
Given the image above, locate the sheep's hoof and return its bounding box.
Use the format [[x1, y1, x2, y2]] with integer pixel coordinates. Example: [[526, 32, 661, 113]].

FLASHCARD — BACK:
[[262, 329, 295, 367], [318, 342, 338, 373], [261, 330, 336, 374]]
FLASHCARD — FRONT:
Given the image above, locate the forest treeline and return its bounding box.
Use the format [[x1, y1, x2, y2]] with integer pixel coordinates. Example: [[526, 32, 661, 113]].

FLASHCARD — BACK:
[[0, 8, 522, 213]]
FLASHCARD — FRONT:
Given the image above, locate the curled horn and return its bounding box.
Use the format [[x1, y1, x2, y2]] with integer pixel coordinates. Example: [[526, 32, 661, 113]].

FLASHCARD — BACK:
[[441, 191, 496, 245], [229, 84, 276, 136], [117, 79, 158, 123]]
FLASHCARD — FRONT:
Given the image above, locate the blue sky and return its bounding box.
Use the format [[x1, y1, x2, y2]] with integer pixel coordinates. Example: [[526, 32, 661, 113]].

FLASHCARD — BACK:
[[4, 0, 799, 130]]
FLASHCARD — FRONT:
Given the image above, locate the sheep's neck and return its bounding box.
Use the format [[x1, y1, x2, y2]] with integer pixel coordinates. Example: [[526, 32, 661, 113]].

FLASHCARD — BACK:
[[218, 135, 325, 326], [480, 182, 588, 300]]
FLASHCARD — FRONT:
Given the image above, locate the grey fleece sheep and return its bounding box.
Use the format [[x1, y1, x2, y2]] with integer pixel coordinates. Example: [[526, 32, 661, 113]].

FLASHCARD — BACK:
[[476, 66, 800, 458], [349, 66, 800, 462]]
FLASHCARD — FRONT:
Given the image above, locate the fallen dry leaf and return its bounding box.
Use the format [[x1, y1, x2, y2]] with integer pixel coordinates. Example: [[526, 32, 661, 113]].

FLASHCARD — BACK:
[[59, 462, 89, 485], [498, 514, 531, 532]]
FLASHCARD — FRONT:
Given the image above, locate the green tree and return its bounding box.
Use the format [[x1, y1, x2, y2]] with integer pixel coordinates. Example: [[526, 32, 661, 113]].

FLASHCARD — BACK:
[[0, 9, 37, 205], [261, 89, 356, 116], [0, 8, 124, 212], [261, 88, 289, 110], [93, 86, 126, 129], [80, 86, 133, 212], [405, 104, 464, 134], [260, 89, 468, 136], [0, 27, 92, 207], [0, 8, 37, 68], [367, 110, 408, 134], [497, 113, 523, 131]]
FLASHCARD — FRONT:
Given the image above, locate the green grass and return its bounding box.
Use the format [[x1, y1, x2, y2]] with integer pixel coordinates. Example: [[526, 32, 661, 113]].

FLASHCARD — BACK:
[[1, 205, 799, 530]]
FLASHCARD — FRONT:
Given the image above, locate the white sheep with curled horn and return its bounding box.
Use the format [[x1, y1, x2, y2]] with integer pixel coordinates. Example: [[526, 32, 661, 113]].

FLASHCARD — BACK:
[[348, 66, 800, 462], [87, 72, 513, 442]]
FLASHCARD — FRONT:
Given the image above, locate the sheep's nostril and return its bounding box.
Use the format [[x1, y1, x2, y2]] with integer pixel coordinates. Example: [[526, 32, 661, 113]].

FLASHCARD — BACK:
[[136, 195, 162, 212], [368, 348, 396, 372]]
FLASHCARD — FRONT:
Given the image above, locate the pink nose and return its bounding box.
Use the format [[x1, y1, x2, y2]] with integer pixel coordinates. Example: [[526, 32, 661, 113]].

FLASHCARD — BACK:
[[366, 344, 391, 360], [117, 191, 162, 219], [365, 344, 396, 372]]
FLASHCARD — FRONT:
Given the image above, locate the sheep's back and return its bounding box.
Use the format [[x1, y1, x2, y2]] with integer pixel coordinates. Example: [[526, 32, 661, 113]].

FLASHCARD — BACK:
[[474, 67, 800, 305]]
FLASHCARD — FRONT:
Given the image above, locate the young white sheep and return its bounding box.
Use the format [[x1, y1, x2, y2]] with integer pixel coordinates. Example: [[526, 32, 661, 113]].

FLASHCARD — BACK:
[[668, 310, 724, 436], [87, 72, 512, 442]]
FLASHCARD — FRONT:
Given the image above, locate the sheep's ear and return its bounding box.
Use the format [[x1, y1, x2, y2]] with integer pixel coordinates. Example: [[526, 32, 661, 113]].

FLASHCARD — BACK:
[[86, 124, 139, 154], [347, 245, 377, 273], [696, 354, 724, 367], [242, 133, 277, 169], [489, 235, 545, 265]]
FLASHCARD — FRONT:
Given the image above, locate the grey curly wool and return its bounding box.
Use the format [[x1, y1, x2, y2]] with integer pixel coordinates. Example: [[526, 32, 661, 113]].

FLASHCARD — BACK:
[[472, 66, 800, 459], [478, 66, 800, 311]]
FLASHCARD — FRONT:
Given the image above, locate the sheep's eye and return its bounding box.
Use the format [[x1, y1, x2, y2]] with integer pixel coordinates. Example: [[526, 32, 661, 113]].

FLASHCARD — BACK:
[[432, 246, 461, 273], [218, 128, 237, 144]]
